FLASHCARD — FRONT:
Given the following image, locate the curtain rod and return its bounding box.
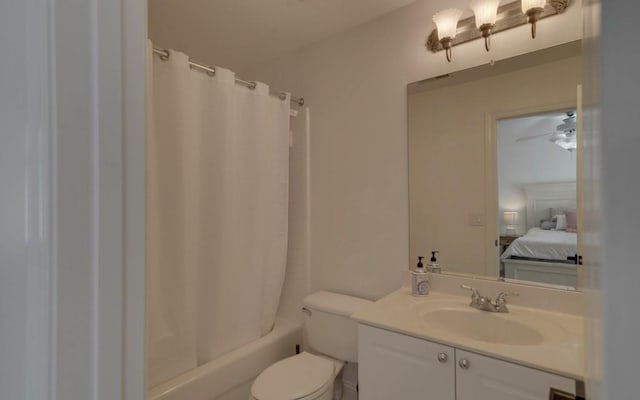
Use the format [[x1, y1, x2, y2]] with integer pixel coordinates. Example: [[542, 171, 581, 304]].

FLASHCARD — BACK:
[[152, 48, 305, 107]]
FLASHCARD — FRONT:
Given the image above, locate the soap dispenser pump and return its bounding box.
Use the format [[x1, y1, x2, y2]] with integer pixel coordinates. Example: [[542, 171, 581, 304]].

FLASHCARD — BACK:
[[411, 256, 430, 296], [428, 251, 441, 273]]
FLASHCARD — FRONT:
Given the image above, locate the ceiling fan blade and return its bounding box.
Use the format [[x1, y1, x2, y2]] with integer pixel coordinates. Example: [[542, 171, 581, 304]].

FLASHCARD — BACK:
[[516, 132, 553, 142], [557, 114, 577, 131]]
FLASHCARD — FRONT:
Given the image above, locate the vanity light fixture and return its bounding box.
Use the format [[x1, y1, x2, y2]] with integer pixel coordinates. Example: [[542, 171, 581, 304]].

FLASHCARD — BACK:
[[427, 0, 570, 60], [470, 0, 501, 51], [521, 0, 547, 38], [432, 8, 463, 62]]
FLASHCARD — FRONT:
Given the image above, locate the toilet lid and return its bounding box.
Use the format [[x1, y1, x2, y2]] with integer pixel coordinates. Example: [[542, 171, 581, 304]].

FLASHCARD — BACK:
[[251, 352, 335, 400]]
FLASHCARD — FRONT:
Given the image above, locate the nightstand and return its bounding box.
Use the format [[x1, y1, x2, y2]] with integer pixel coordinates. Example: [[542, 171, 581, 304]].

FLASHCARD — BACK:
[[499, 235, 520, 255]]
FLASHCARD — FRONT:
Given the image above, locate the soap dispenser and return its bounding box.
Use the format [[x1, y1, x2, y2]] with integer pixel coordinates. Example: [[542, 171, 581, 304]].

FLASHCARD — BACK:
[[428, 251, 441, 273], [411, 256, 430, 296]]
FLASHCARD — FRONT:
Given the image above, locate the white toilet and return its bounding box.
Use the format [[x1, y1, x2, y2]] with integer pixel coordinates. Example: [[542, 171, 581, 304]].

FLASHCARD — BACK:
[[250, 291, 373, 400]]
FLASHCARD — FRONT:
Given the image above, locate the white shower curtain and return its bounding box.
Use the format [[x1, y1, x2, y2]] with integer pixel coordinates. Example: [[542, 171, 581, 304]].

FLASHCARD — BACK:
[[146, 43, 291, 387]]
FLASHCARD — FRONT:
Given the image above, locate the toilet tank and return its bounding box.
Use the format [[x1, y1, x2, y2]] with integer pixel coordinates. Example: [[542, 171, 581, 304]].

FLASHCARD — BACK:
[[303, 291, 373, 363]]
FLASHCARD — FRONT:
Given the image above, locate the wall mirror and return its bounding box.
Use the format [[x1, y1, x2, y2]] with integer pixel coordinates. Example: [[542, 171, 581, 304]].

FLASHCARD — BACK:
[[408, 40, 583, 289]]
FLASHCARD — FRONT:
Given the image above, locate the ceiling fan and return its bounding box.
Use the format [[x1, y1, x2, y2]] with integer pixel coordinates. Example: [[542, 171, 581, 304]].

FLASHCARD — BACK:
[[515, 111, 577, 150]]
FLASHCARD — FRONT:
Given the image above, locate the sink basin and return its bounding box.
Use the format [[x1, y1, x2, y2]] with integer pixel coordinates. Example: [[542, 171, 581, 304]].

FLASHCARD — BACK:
[[423, 309, 545, 346]]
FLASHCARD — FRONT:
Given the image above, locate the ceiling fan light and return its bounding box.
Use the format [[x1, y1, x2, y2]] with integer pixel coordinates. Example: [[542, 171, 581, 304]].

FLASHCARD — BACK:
[[550, 136, 576, 150]]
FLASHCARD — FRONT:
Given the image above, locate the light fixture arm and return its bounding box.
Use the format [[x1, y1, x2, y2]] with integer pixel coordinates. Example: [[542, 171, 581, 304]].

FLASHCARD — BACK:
[[479, 23, 494, 51], [526, 7, 544, 38], [441, 38, 454, 62]]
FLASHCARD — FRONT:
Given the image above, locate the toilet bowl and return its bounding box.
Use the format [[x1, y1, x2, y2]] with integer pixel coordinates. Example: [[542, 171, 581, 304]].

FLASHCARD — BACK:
[[250, 352, 343, 400], [250, 291, 373, 400]]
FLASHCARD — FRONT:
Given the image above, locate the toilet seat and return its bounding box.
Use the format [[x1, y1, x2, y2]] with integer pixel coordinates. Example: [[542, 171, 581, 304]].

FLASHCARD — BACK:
[[251, 352, 336, 400]]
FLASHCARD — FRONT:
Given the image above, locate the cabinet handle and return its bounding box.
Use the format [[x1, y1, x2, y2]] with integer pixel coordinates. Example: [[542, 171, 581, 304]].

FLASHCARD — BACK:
[[437, 352, 448, 363], [458, 358, 470, 369]]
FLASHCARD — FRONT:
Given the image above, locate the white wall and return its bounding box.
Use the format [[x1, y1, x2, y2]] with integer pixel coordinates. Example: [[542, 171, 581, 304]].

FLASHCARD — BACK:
[[498, 113, 577, 234], [247, 0, 583, 299]]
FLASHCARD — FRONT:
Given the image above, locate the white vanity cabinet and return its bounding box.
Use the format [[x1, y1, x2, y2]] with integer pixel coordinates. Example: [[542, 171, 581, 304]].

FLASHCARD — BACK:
[[358, 324, 455, 400], [358, 325, 576, 400], [455, 349, 575, 400]]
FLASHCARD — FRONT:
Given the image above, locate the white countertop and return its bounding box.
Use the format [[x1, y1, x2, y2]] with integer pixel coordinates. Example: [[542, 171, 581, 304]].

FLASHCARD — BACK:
[[352, 287, 584, 380]]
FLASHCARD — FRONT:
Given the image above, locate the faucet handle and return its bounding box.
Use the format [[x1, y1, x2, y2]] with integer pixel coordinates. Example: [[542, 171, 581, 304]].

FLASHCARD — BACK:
[[494, 291, 519, 312], [460, 284, 481, 301], [495, 291, 519, 302]]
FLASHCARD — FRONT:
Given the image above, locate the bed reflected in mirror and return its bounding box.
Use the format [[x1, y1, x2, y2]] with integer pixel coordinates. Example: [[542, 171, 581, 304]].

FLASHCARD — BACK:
[[497, 110, 579, 289]]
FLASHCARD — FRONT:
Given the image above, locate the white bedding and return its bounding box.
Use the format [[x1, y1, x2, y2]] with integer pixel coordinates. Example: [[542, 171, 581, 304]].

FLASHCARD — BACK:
[[501, 228, 577, 262]]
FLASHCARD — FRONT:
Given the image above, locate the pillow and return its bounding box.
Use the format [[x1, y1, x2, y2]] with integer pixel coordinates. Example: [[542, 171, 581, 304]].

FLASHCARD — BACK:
[[550, 207, 563, 219], [541, 221, 556, 230], [564, 209, 577, 233], [555, 214, 567, 230]]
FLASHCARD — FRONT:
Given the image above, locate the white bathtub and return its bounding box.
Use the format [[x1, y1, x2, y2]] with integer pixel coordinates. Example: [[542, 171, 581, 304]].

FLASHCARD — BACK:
[[148, 317, 303, 400]]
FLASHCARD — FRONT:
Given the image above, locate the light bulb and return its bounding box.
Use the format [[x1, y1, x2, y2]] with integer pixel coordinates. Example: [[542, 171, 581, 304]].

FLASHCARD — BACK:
[[470, 0, 501, 51], [470, 0, 501, 28], [521, 0, 547, 13], [432, 8, 463, 62]]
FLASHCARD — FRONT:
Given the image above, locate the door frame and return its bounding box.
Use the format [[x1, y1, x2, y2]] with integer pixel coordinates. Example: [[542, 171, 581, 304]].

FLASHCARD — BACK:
[[21, 0, 147, 398], [483, 100, 581, 287]]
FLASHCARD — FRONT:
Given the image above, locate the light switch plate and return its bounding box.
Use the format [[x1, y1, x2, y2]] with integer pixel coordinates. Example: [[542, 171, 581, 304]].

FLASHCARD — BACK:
[[469, 213, 484, 226]]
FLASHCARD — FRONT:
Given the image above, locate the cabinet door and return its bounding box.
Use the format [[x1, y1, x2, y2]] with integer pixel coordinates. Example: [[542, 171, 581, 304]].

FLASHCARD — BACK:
[[358, 324, 455, 400], [455, 350, 575, 400]]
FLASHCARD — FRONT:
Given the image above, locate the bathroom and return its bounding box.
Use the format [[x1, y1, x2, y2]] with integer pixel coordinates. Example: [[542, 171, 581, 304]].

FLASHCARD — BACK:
[[142, 0, 602, 398], [1, 0, 638, 400]]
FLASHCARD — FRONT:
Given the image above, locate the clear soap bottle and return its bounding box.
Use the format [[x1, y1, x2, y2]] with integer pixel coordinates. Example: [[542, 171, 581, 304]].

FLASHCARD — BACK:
[[411, 256, 430, 296], [428, 251, 441, 273]]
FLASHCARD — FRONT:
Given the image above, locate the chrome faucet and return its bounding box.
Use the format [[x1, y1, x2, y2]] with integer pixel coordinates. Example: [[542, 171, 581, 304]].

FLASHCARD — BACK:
[[460, 285, 519, 313]]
